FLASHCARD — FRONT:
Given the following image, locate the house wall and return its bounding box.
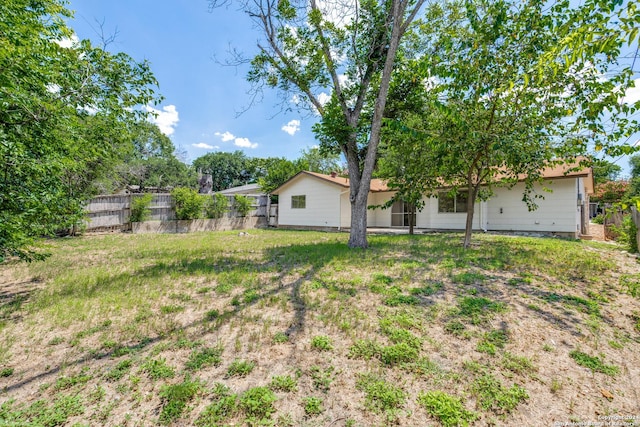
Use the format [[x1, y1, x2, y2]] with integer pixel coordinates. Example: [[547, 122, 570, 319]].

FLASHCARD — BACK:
[[485, 178, 579, 234], [422, 196, 485, 230], [278, 178, 342, 227]]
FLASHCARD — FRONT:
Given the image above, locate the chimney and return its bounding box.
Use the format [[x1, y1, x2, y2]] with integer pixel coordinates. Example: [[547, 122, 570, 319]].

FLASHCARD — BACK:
[[330, 171, 337, 178]]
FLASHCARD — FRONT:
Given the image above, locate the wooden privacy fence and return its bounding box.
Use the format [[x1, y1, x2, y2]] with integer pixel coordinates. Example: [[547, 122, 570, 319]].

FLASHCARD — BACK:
[[84, 193, 270, 232]]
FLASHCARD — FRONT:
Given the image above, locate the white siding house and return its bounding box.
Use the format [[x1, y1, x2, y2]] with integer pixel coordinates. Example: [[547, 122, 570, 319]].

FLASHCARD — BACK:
[[272, 166, 594, 237]]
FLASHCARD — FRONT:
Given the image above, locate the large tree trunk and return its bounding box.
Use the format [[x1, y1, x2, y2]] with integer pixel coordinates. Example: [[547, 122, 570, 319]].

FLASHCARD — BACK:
[[463, 186, 478, 249], [349, 189, 369, 248]]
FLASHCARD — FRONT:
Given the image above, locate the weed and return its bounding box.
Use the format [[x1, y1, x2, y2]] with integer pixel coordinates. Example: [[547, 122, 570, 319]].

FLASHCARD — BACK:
[[48, 337, 64, 346], [456, 296, 506, 324], [550, 378, 563, 394], [452, 272, 486, 285], [269, 375, 297, 392], [239, 386, 277, 422], [381, 342, 419, 365], [0, 367, 13, 377], [160, 305, 184, 314], [273, 332, 289, 343], [383, 294, 419, 307], [569, 350, 619, 376], [0, 395, 85, 426], [620, 274, 640, 298], [310, 335, 333, 351], [186, 344, 224, 371], [410, 281, 443, 296], [302, 396, 323, 416], [226, 359, 255, 378], [501, 352, 536, 375], [476, 330, 509, 355], [356, 373, 406, 416], [54, 371, 91, 391], [444, 320, 467, 337], [382, 326, 423, 350], [310, 365, 336, 392], [470, 374, 528, 414], [105, 359, 132, 381], [417, 390, 478, 427], [348, 339, 382, 360], [142, 358, 175, 380], [205, 309, 219, 321], [195, 383, 238, 426], [158, 376, 202, 425]]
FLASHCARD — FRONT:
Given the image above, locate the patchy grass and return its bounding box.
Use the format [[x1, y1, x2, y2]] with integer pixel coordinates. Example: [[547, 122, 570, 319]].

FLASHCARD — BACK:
[[0, 229, 638, 426]]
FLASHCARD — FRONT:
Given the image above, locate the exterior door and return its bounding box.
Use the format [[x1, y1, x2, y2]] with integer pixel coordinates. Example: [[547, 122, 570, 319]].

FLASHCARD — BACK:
[[391, 201, 416, 227]]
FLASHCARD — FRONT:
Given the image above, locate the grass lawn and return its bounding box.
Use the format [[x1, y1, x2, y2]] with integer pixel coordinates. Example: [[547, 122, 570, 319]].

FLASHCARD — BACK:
[[0, 229, 639, 426]]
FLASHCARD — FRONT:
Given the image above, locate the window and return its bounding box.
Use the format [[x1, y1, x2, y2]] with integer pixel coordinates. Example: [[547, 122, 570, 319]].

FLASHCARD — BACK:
[[391, 201, 416, 226], [291, 195, 306, 209], [438, 191, 468, 213]]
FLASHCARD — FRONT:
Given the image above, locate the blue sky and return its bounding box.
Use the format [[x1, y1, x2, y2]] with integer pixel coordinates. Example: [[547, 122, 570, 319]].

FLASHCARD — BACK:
[[66, 1, 639, 176], [66, 1, 320, 164]]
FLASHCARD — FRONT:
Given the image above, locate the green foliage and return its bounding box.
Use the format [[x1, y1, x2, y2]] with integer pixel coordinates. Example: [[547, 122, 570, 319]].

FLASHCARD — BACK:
[[269, 375, 298, 392], [105, 359, 132, 381], [226, 359, 255, 378], [355, 373, 407, 415], [0, 395, 84, 426], [470, 374, 528, 414], [186, 345, 224, 371], [0, 0, 160, 262], [310, 366, 336, 392], [142, 358, 175, 380], [192, 151, 255, 192], [310, 335, 333, 351], [456, 296, 506, 324], [383, 294, 419, 306], [204, 193, 228, 219], [239, 386, 277, 421], [348, 339, 383, 360], [129, 194, 153, 223], [272, 332, 289, 343], [171, 187, 205, 220], [381, 342, 420, 366], [476, 330, 509, 355], [417, 390, 478, 427], [302, 397, 323, 416], [158, 376, 202, 424], [569, 351, 619, 376], [195, 383, 238, 426], [0, 367, 14, 377], [591, 214, 604, 224], [233, 194, 253, 217]]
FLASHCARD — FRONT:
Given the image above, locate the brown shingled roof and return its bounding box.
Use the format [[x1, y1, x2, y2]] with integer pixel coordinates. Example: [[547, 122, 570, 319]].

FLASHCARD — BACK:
[[272, 162, 593, 195]]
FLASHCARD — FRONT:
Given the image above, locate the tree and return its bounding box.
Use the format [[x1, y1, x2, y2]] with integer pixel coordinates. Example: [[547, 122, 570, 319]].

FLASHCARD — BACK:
[[380, 0, 639, 248], [592, 159, 622, 185], [299, 147, 342, 174], [257, 157, 303, 194], [192, 151, 255, 191], [211, 0, 427, 248], [0, 0, 160, 261]]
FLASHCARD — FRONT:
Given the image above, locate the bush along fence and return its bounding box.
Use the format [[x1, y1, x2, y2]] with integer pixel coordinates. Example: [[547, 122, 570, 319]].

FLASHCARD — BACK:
[[84, 190, 271, 233]]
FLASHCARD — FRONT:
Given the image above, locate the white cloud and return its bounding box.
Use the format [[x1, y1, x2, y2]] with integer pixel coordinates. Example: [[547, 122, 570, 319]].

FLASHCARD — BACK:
[[214, 131, 258, 149], [214, 131, 235, 142], [234, 137, 258, 149], [281, 119, 301, 136], [54, 35, 79, 49], [624, 79, 640, 105], [317, 92, 331, 107], [145, 105, 179, 136], [192, 143, 219, 150]]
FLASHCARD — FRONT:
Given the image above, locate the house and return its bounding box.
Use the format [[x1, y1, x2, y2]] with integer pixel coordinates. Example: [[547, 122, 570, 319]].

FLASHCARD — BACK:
[[271, 164, 594, 238]]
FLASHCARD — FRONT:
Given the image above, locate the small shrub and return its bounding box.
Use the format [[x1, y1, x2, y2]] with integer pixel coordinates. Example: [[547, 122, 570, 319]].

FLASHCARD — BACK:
[[569, 350, 619, 376], [234, 194, 253, 217], [239, 386, 277, 421], [269, 375, 297, 392], [186, 345, 224, 371], [195, 383, 238, 426], [383, 294, 419, 306], [417, 390, 478, 427], [130, 193, 153, 222], [591, 214, 604, 224], [172, 187, 205, 220], [205, 193, 228, 219], [302, 397, 323, 416], [159, 377, 202, 424], [311, 335, 333, 351], [0, 368, 14, 377], [226, 359, 255, 378]]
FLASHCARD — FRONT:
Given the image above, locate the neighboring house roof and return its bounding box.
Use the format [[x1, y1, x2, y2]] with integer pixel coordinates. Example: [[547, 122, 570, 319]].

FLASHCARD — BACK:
[[272, 163, 594, 195], [218, 183, 264, 195]]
